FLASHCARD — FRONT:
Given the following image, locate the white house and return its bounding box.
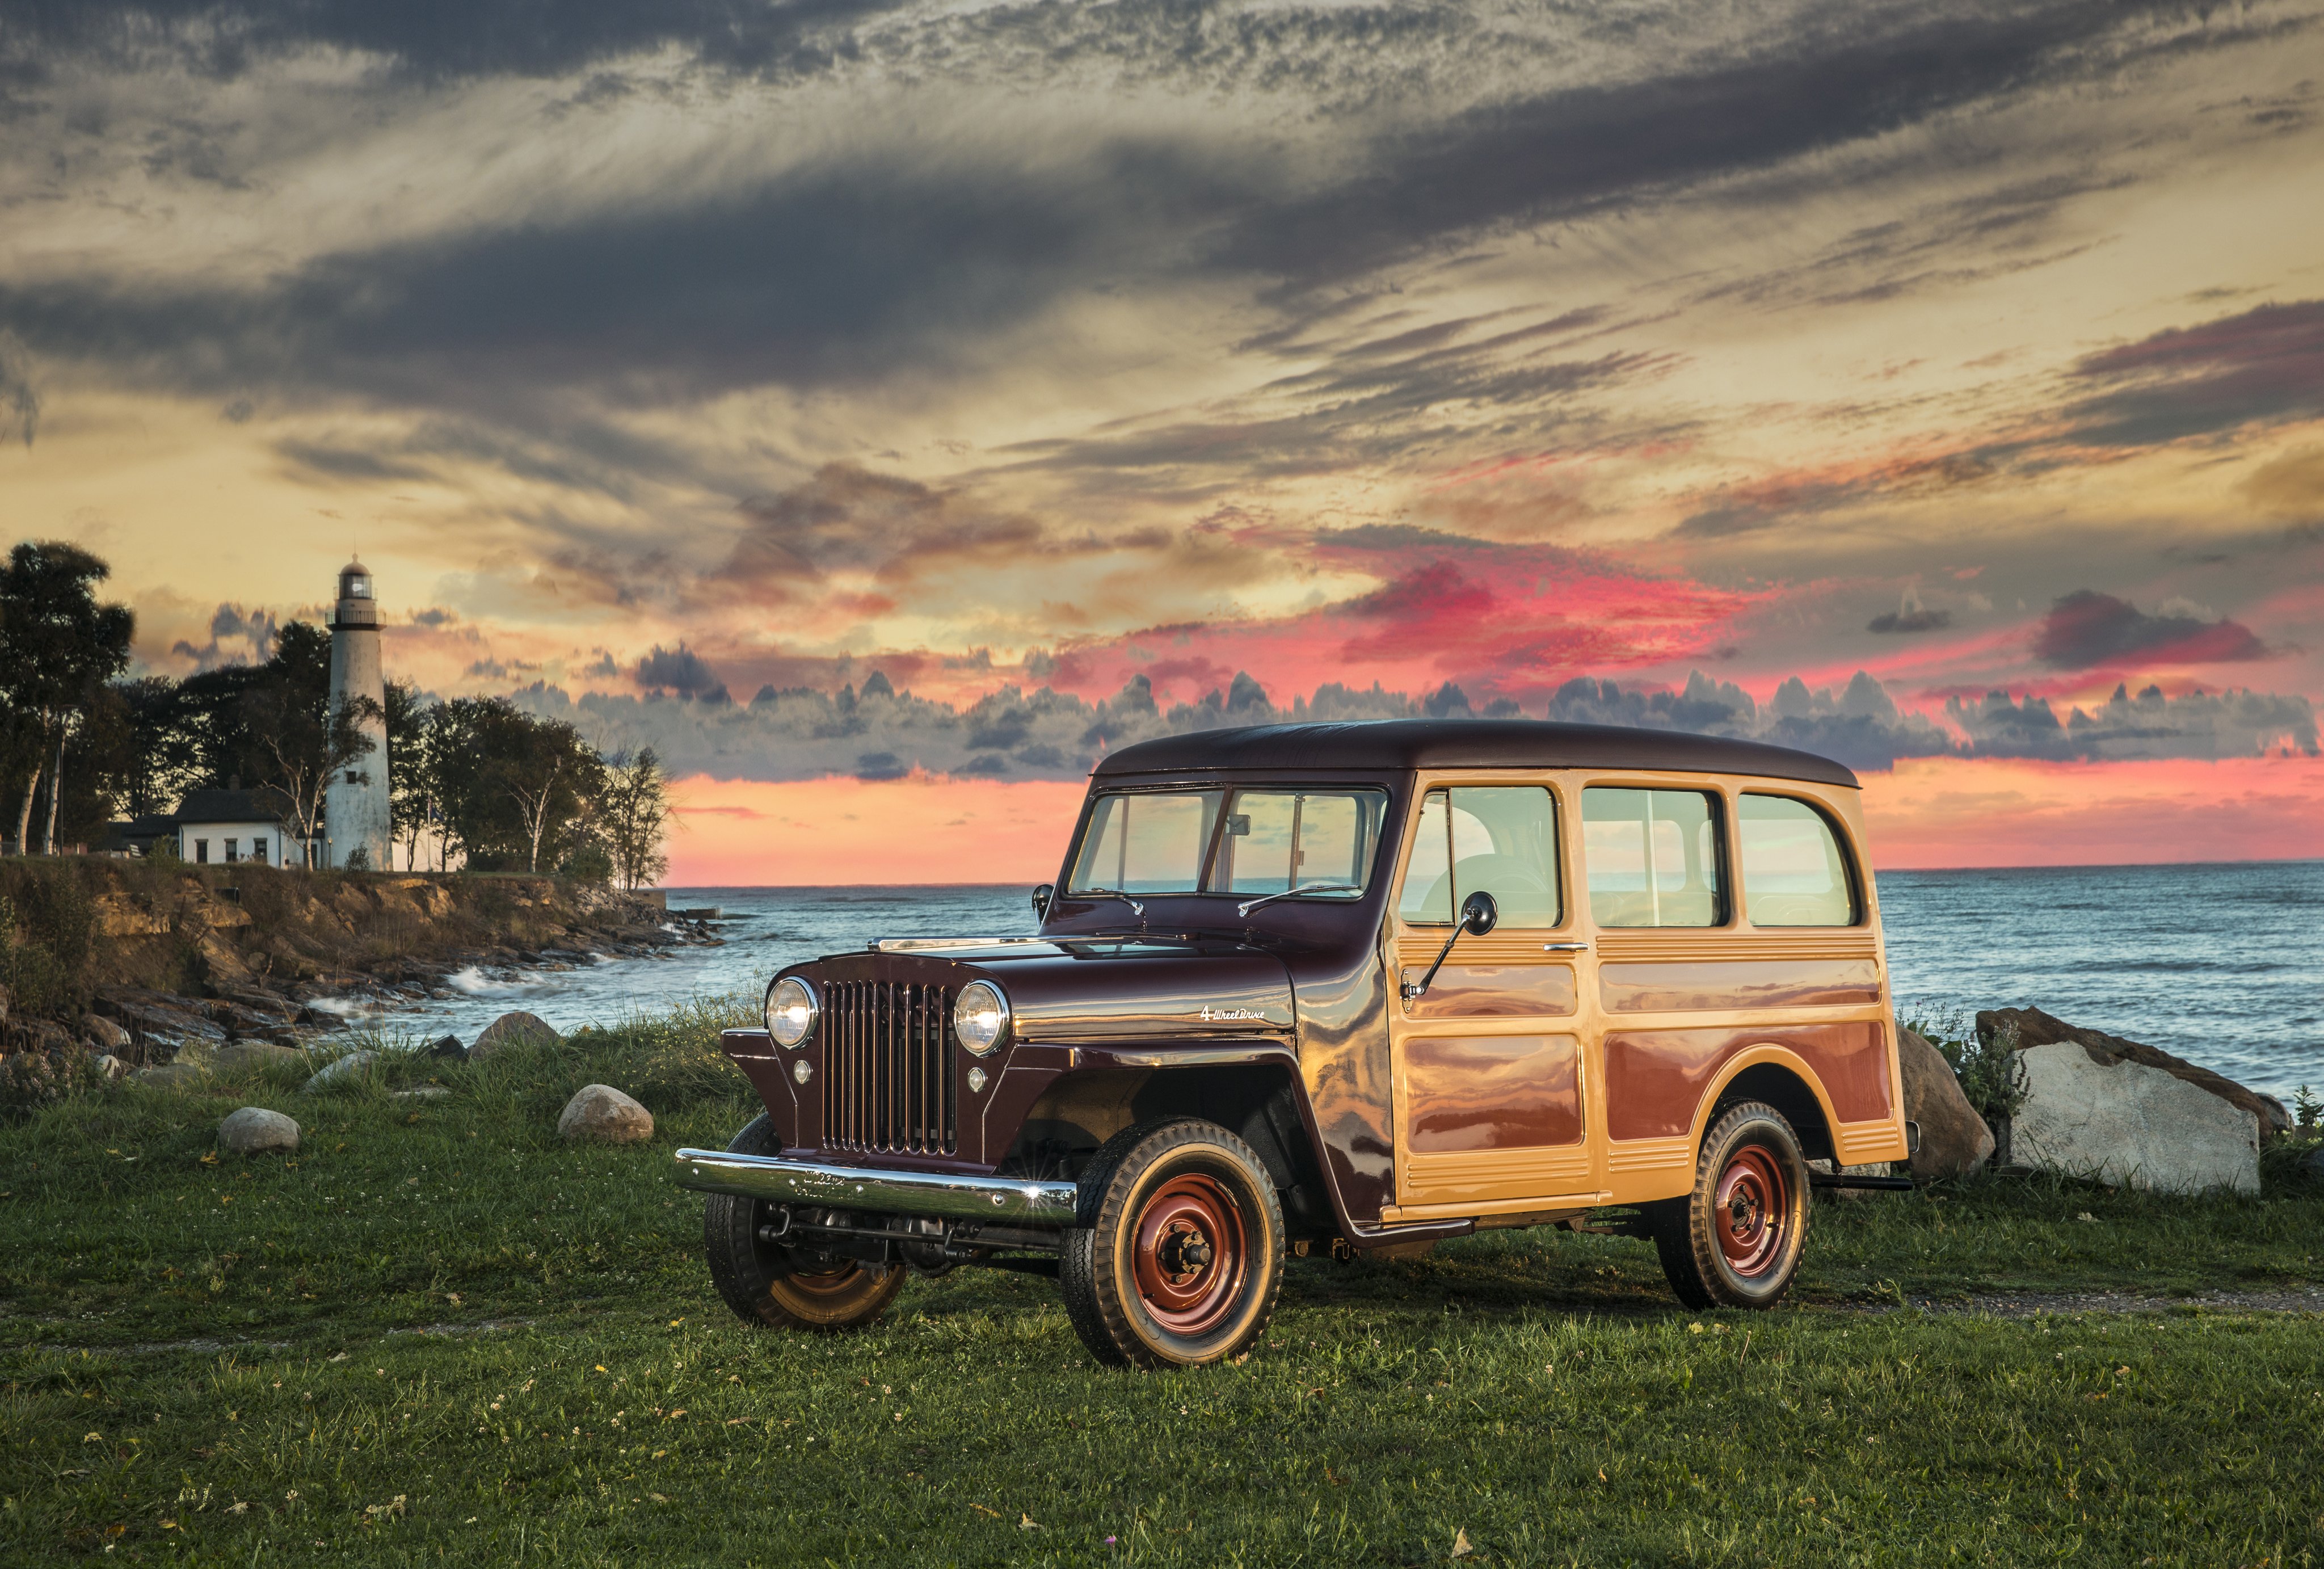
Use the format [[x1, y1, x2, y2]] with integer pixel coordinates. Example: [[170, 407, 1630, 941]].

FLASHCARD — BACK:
[[175, 786, 308, 868]]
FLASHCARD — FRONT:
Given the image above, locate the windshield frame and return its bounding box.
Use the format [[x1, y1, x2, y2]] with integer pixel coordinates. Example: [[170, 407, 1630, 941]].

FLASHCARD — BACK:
[[1062, 781, 1392, 905]]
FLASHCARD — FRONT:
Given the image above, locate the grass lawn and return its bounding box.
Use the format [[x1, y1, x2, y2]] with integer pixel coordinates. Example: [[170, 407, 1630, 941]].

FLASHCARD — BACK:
[[4, 1006, 2321, 1566]]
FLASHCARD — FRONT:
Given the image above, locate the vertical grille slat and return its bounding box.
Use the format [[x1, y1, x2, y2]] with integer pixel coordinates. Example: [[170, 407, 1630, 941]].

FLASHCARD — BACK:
[[820, 979, 957, 1157]]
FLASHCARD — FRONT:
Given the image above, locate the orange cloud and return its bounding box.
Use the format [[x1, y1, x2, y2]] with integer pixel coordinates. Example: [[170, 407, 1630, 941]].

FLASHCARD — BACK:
[[666, 772, 1086, 886]]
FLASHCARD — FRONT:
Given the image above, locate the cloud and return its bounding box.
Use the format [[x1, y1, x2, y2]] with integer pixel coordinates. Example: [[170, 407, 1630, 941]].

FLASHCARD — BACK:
[[170, 602, 277, 669], [2064, 298, 2324, 447], [2032, 589, 2269, 669], [1868, 607, 1952, 634], [1946, 683, 2317, 761], [635, 642, 729, 703], [0, 331, 37, 446]]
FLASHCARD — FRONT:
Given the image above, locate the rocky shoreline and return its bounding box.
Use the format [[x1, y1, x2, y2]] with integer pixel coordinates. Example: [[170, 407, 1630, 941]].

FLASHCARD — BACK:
[[0, 862, 721, 1080]]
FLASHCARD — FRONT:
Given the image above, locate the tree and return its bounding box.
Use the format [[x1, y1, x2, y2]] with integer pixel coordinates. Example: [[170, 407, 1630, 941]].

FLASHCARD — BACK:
[[0, 542, 134, 854], [383, 679, 436, 870], [597, 747, 672, 890], [424, 698, 604, 872]]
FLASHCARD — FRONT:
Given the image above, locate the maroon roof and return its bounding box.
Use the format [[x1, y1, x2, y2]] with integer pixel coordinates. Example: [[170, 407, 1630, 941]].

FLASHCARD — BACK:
[[1093, 720, 1860, 789]]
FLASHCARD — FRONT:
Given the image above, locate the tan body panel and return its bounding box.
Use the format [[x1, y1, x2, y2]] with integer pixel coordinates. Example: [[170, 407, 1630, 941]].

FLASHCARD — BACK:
[[1379, 767, 1906, 1226]]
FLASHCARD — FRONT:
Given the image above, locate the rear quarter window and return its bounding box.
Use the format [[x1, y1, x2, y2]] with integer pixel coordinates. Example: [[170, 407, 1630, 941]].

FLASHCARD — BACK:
[[1737, 794, 1860, 927]]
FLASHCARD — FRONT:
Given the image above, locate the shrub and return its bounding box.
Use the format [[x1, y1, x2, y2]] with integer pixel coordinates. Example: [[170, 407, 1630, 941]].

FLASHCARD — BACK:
[[1902, 1003, 2027, 1128], [0, 866, 97, 1017]]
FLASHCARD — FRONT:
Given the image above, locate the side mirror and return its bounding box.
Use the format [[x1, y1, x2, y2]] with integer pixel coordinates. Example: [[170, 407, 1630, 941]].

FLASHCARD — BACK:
[[1031, 883, 1055, 920], [1460, 890, 1499, 936], [1402, 890, 1501, 1003]]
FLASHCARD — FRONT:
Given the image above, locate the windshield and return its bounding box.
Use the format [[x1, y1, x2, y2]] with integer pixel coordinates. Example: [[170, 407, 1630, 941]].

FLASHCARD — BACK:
[[1067, 787, 1388, 899]]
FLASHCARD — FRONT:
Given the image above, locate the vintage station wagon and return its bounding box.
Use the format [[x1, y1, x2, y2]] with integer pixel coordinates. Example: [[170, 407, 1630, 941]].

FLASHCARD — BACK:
[[675, 720, 1916, 1367]]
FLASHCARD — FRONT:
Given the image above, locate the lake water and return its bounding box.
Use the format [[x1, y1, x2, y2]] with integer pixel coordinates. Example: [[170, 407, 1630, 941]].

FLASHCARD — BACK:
[[346, 863, 2324, 1101]]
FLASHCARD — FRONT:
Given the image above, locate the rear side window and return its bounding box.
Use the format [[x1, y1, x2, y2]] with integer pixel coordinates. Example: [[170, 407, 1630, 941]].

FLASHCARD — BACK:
[[1581, 788, 1725, 927], [1396, 786, 1561, 928], [1738, 794, 1860, 927]]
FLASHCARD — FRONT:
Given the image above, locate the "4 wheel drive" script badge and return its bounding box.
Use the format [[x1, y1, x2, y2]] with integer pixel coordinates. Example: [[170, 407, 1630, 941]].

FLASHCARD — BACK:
[[1198, 1004, 1266, 1022]]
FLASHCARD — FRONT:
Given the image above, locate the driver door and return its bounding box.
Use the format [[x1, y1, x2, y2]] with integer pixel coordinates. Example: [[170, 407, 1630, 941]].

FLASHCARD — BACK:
[[1386, 780, 1599, 1217]]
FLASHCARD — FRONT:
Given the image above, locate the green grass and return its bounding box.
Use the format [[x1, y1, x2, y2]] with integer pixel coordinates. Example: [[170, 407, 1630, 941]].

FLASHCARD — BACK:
[[4, 1007, 2322, 1566]]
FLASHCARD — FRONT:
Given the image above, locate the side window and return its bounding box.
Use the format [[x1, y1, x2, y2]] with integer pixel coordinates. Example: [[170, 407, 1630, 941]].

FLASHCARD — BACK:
[[1396, 786, 1561, 928], [1581, 787, 1725, 928], [1738, 794, 1859, 927]]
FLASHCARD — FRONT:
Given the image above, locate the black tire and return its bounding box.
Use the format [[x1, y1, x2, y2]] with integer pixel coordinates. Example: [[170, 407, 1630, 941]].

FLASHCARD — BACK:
[[702, 1114, 906, 1331], [1651, 1100, 1811, 1311], [1060, 1118, 1286, 1369]]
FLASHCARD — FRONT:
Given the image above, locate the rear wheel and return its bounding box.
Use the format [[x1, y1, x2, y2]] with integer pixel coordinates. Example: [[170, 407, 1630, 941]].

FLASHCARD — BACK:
[[1060, 1119, 1285, 1368], [1652, 1101, 1810, 1311], [702, 1115, 906, 1331]]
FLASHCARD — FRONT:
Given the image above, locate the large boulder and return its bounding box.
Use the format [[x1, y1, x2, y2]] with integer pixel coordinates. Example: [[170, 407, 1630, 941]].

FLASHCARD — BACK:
[[213, 1042, 307, 1076], [301, 1049, 378, 1093], [136, 1061, 207, 1091], [558, 1084, 654, 1144], [1897, 1026, 1996, 1180], [218, 1106, 300, 1155], [82, 1015, 131, 1051], [1977, 1007, 2262, 1196], [470, 1011, 560, 1061]]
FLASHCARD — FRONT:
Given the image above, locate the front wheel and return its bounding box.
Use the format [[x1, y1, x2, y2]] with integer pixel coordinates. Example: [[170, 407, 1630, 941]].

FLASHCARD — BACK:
[[1651, 1100, 1811, 1311], [702, 1115, 906, 1331], [1060, 1119, 1285, 1368]]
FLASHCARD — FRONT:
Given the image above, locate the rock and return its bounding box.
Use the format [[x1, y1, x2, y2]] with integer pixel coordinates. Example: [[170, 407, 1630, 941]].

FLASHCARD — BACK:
[[301, 1049, 378, 1093], [218, 1106, 300, 1155], [213, 1042, 308, 1076], [196, 931, 258, 987], [1978, 1009, 2259, 1196], [1897, 1026, 1996, 1180], [91, 1054, 128, 1080], [82, 1015, 132, 1050], [136, 1062, 207, 1091], [470, 1011, 560, 1061], [424, 1034, 468, 1061], [558, 1084, 654, 1144], [394, 1085, 452, 1101]]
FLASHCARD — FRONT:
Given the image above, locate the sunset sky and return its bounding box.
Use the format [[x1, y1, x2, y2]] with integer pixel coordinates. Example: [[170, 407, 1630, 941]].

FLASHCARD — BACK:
[[5, 0, 2322, 882]]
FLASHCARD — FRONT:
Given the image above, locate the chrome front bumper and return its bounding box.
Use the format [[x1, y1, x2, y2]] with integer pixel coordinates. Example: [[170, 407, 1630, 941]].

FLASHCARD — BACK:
[[670, 1148, 1080, 1226]]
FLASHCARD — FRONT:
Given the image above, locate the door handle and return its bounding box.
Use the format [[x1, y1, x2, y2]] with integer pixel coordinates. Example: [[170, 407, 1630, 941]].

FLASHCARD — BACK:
[[1540, 941, 1590, 952]]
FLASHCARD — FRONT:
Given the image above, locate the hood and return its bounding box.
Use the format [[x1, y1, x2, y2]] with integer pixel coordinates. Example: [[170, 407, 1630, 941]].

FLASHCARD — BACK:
[[798, 936, 1294, 1044]]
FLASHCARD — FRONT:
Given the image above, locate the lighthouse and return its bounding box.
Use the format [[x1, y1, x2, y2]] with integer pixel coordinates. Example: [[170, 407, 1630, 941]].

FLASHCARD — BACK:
[[323, 558, 393, 870]]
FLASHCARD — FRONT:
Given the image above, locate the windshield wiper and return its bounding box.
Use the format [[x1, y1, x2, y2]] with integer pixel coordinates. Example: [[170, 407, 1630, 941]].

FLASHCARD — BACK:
[[1236, 884, 1363, 918], [1073, 888, 1146, 918]]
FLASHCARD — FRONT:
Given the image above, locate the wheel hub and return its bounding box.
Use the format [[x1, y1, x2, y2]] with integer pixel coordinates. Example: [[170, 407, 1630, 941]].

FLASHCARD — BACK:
[[1712, 1145, 1790, 1280], [1130, 1172, 1247, 1335]]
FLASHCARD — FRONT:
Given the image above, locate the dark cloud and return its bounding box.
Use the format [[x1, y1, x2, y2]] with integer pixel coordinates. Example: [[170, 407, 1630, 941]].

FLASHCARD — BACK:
[[2064, 298, 2324, 447], [505, 655, 2319, 784], [2032, 589, 2269, 669], [1218, 1, 2171, 288], [0, 146, 1235, 407], [1867, 607, 1952, 634], [635, 642, 729, 703], [9, 0, 917, 84], [1945, 683, 2317, 761], [0, 331, 37, 446], [169, 602, 276, 669]]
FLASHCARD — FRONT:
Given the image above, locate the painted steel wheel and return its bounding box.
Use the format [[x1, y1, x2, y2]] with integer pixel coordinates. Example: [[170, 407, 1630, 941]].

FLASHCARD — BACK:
[[701, 1115, 906, 1331], [1652, 1100, 1811, 1311], [1061, 1119, 1286, 1368]]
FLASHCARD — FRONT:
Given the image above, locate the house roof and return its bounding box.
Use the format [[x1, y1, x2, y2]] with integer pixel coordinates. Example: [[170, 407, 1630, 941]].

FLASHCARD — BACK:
[[1093, 719, 1861, 789], [174, 786, 299, 826]]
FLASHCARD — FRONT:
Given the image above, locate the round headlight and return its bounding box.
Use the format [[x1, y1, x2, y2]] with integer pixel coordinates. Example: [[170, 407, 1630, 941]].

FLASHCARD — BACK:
[[765, 975, 816, 1048], [953, 981, 1009, 1057]]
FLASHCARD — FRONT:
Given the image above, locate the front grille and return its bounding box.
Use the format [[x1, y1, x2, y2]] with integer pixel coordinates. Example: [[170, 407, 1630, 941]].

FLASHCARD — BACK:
[[822, 981, 958, 1156]]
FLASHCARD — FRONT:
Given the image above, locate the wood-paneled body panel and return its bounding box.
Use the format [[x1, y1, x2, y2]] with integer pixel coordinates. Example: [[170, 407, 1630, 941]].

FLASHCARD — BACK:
[[1382, 766, 1906, 1224]]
